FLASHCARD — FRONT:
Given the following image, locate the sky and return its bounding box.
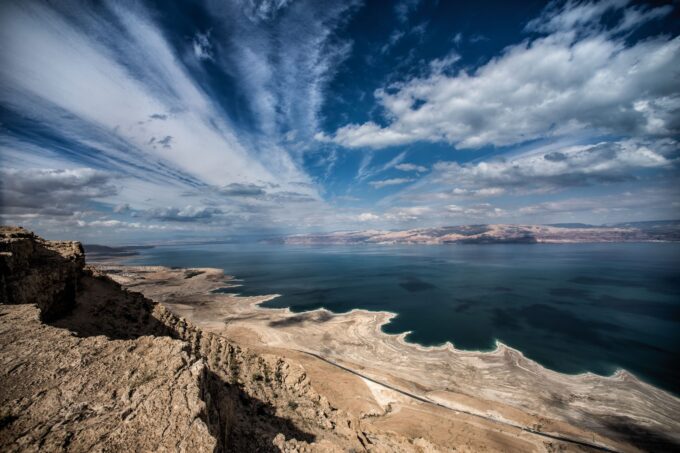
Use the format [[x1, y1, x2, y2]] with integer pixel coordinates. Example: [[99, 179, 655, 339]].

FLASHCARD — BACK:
[[0, 0, 679, 243]]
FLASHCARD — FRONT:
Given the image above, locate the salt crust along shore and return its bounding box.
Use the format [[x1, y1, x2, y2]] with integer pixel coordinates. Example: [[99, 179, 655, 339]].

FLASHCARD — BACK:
[[171, 273, 646, 386], [223, 297, 635, 382], [129, 274, 650, 381], [101, 264, 680, 452]]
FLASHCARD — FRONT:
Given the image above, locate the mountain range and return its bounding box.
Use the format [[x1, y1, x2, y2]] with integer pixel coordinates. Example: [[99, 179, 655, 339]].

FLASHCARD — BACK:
[[277, 220, 680, 245]]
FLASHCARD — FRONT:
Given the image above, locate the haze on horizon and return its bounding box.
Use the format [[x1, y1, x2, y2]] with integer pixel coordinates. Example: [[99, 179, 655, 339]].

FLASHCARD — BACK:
[[1, 0, 679, 244]]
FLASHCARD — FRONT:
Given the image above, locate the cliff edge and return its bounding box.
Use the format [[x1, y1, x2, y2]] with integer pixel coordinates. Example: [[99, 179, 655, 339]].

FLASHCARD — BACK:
[[0, 227, 423, 452]]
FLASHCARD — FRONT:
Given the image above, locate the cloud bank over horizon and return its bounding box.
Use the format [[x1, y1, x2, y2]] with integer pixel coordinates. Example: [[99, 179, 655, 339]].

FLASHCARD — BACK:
[[0, 0, 678, 242]]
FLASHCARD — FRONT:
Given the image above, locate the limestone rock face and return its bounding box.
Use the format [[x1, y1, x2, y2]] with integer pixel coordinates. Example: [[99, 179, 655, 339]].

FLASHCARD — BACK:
[[0, 226, 83, 320], [0, 226, 421, 452], [0, 303, 216, 452], [0, 227, 216, 452]]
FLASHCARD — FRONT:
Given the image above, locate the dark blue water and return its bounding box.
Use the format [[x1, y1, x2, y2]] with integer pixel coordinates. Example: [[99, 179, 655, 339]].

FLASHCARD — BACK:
[[125, 243, 680, 394]]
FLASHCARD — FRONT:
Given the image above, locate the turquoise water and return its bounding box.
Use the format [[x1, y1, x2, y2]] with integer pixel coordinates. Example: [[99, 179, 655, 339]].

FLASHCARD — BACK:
[[125, 243, 680, 394]]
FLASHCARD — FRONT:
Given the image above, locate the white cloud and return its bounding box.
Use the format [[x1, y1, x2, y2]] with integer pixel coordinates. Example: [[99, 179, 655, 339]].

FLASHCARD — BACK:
[[525, 0, 672, 35], [395, 163, 428, 172], [428, 139, 675, 194], [323, 1, 679, 149], [145, 205, 222, 222], [113, 203, 131, 214], [514, 187, 680, 223], [384, 206, 431, 222], [316, 122, 413, 149], [395, 0, 422, 23], [193, 31, 214, 61], [450, 187, 506, 197], [83, 219, 171, 230], [205, 0, 358, 149], [355, 150, 408, 182], [369, 178, 415, 189], [381, 30, 406, 54], [428, 51, 460, 74], [445, 203, 506, 218], [0, 168, 119, 215], [0, 1, 290, 187], [2, 0, 677, 236], [0, 0, 351, 238], [240, 0, 294, 22], [356, 212, 380, 222], [372, 137, 678, 226], [218, 183, 267, 197]]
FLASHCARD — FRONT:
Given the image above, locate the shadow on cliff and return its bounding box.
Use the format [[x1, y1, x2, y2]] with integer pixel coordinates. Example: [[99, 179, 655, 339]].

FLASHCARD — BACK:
[[203, 369, 315, 452], [545, 385, 680, 453], [599, 416, 680, 453], [49, 273, 169, 339], [45, 272, 316, 452], [1, 235, 81, 321]]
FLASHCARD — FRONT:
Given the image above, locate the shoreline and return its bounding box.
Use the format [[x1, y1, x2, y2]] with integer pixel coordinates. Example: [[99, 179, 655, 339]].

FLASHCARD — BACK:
[[256, 298, 647, 390], [98, 259, 674, 393], [205, 280, 659, 386], [225, 283, 656, 392], [100, 263, 680, 452]]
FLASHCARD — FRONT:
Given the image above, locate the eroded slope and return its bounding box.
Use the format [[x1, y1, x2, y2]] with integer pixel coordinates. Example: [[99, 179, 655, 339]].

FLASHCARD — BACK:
[[0, 227, 437, 452]]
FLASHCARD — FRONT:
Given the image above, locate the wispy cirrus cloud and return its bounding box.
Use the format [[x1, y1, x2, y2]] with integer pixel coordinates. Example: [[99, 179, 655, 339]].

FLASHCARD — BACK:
[[525, 0, 672, 35], [0, 1, 284, 188], [203, 0, 360, 152], [192, 31, 214, 61], [394, 0, 423, 23], [369, 177, 414, 189], [1, 0, 678, 239], [0, 0, 356, 239], [395, 163, 428, 173], [218, 183, 268, 197]]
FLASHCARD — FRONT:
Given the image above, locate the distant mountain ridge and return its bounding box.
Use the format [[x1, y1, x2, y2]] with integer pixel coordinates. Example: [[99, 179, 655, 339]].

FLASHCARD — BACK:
[[83, 244, 154, 258], [276, 220, 680, 245]]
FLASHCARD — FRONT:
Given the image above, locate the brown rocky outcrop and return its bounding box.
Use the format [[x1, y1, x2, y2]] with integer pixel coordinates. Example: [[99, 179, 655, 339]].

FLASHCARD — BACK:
[[0, 226, 83, 320], [0, 227, 418, 452]]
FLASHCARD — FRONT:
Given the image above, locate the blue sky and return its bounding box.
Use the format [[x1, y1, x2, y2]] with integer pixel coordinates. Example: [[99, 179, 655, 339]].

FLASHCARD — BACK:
[[1, 0, 679, 242]]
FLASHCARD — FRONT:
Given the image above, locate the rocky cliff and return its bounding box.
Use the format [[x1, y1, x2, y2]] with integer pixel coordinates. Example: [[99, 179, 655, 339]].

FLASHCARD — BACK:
[[0, 227, 421, 452]]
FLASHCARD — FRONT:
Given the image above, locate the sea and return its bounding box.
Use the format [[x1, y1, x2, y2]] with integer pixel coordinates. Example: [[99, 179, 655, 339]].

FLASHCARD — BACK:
[[123, 242, 680, 394]]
